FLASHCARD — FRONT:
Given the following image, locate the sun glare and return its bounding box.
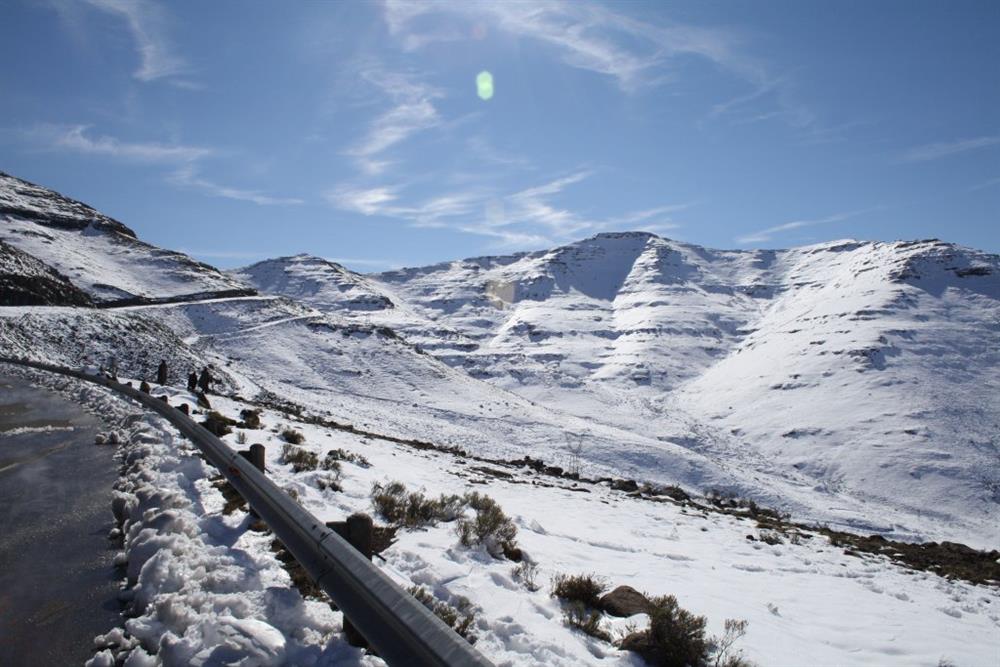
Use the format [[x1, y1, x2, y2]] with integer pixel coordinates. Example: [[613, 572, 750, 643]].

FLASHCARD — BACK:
[[476, 70, 494, 100]]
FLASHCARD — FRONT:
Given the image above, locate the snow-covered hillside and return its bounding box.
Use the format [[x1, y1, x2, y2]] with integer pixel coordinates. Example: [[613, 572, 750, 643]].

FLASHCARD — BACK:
[[0, 239, 93, 306], [238, 233, 1000, 547], [2, 171, 998, 666], [0, 172, 253, 303], [236, 255, 398, 314]]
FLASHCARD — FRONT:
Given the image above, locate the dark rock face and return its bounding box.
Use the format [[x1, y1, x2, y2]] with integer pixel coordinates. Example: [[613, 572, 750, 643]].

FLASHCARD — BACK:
[[0, 171, 136, 237], [0, 241, 93, 307], [611, 479, 639, 493], [599, 585, 651, 617]]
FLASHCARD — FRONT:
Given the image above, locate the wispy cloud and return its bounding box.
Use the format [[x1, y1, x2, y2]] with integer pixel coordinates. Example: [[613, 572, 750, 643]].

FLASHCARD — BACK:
[[82, 0, 189, 84], [897, 135, 1000, 163], [465, 136, 534, 170], [502, 171, 595, 237], [969, 175, 1000, 192], [326, 170, 688, 249], [325, 185, 401, 215], [32, 124, 210, 163], [27, 124, 300, 206], [736, 207, 882, 245], [345, 68, 443, 175], [383, 0, 755, 93], [168, 166, 304, 206], [601, 203, 692, 228], [710, 78, 783, 119]]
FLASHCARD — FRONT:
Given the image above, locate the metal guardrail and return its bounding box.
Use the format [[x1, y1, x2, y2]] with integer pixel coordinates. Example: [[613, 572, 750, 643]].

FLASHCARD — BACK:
[[0, 357, 494, 667]]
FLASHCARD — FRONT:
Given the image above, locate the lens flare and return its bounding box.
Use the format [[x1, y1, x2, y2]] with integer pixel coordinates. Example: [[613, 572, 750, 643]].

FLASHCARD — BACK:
[[476, 71, 494, 100]]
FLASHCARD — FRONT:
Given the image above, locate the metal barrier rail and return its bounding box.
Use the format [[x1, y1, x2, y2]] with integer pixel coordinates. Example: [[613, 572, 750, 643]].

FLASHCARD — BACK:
[[0, 357, 494, 667]]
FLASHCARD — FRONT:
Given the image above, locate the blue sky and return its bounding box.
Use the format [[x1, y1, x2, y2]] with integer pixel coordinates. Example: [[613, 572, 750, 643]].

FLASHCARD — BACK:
[[1, 1, 997, 271]]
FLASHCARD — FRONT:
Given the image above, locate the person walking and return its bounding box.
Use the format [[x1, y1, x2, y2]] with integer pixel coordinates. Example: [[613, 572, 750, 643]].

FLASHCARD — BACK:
[[156, 359, 168, 386], [187, 371, 198, 392], [198, 366, 213, 394]]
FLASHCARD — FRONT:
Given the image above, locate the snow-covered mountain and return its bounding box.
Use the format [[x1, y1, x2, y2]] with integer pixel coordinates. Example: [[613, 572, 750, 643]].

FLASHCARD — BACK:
[[0, 172, 253, 303], [3, 171, 999, 666], [235, 254, 397, 314], [2, 170, 998, 546], [238, 233, 1000, 547]]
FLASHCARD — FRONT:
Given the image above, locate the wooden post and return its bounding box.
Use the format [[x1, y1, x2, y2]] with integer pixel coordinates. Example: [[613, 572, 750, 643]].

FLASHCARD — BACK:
[[238, 446, 266, 519], [248, 444, 265, 473], [347, 513, 374, 560], [326, 514, 375, 647]]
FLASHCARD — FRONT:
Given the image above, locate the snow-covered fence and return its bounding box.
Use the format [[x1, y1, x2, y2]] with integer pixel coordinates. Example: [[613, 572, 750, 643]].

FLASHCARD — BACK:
[[0, 356, 494, 667]]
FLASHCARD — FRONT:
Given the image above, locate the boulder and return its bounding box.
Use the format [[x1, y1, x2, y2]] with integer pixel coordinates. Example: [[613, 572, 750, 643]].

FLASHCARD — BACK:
[[599, 585, 651, 617]]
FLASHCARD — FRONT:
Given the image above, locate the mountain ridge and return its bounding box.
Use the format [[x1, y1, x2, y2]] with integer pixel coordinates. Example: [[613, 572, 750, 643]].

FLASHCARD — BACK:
[[1, 170, 996, 546]]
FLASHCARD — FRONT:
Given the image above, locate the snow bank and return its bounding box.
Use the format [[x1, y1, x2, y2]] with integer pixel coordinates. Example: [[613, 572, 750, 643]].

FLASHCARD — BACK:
[[87, 413, 378, 666]]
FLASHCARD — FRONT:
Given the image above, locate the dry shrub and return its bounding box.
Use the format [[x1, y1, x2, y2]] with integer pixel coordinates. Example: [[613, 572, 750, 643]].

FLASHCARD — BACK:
[[564, 601, 611, 642], [456, 492, 518, 559], [281, 428, 305, 444], [511, 561, 540, 592], [408, 586, 477, 643], [620, 594, 709, 667], [370, 481, 464, 528], [282, 443, 318, 472], [325, 448, 371, 468], [202, 411, 236, 436], [551, 573, 607, 608]]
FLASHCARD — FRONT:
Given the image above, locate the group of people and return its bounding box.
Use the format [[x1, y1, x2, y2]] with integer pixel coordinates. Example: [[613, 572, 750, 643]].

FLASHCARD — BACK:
[[157, 359, 215, 394], [84, 356, 216, 394]]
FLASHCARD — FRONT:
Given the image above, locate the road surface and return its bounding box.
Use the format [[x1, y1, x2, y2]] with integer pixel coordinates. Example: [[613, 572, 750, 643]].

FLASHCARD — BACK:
[[0, 374, 120, 666]]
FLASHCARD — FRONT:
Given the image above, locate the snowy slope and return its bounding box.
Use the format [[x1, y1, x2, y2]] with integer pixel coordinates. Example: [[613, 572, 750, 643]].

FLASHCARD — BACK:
[[0, 172, 252, 302], [0, 239, 94, 306], [1, 172, 998, 666], [68, 378, 1000, 667], [237, 233, 1000, 546], [235, 255, 398, 314]]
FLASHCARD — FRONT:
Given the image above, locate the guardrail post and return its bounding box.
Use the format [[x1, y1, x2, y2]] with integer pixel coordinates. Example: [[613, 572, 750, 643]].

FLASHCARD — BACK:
[[347, 513, 374, 560], [327, 514, 375, 647], [238, 445, 267, 519], [248, 444, 266, 473]]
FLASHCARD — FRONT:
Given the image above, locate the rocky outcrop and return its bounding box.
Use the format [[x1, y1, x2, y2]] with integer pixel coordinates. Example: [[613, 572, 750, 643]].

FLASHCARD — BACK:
[[0, 240, 93, 306]]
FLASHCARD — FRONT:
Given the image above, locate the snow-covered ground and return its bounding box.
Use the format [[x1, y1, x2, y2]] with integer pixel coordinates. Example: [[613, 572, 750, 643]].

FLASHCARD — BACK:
[[237, 234, 1000, 548], [77, 382, 1000, 666], [2, 172, 999, 665]]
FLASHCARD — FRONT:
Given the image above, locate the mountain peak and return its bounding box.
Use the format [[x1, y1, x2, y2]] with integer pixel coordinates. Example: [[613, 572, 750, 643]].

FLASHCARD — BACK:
[[0, 171, 136, 238]]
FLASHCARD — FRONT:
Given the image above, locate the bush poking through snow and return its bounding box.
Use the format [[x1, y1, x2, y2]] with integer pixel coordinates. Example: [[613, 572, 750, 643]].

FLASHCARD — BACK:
[[710, 619, 750, 667], [758, 530, 783, 545], [552, 573, 612, 642], [321, 457, 342, 476], [324, 448, 370, 468], [370, 481, 464, 528], [281, 444, 318, 473], [455, 492, 519, 559], [280, 428, 305, 444], [512, 560, 540, 592], [551, 573, 607, 609], [408, 586, 478, 643], [201, 411, 236, 437], [563, 601, 612, 642], [619, 594, 712, 667], [316, 475, 341, 492], [368, 483, 517, 556], [239, 408, 262, 429]]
